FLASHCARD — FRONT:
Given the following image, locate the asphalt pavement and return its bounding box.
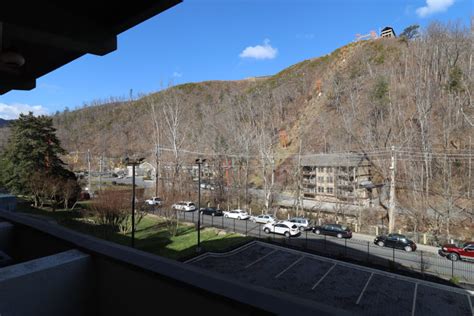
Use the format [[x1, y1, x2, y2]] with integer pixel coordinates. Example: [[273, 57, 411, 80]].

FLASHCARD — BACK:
[[150, 207, 474, 285]]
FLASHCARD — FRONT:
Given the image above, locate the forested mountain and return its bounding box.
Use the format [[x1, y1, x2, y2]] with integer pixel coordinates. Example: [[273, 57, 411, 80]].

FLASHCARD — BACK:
[[0, 118, 11, 128], [51, 23, 472, 170], [1, 22, 472, 238]]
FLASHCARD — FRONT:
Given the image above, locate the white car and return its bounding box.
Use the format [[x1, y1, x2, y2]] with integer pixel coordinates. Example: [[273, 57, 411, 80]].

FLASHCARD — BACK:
[[145, 197, 162, 206], [200, 182, 215, 190], [263, 222, 300, 237], [281, 217, 311, 232], [223, 209, 250, 220], [172, 201, 196, 212], [250, 214, 276, 224]]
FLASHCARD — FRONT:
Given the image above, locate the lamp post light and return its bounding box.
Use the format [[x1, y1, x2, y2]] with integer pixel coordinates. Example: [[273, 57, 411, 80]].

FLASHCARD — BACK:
[[195, 158, 206, 253], [124, 156, 145, 248]]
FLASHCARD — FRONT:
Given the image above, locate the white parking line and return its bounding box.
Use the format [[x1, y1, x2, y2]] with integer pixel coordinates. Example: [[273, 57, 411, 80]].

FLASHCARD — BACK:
[[245, 249, 277, 269], [411, 283, 418, 316], [185, 241, 259, 263], [356, 273, 374, 305], [311, 263, 336, 290], [467, 294, 473, 316], [275, 256, 305, 279], [257, 241, 471, 297]]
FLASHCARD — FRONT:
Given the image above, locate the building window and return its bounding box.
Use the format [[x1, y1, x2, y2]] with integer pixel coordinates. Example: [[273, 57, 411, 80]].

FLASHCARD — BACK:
[[317, 176, 325, 183], [327, 167, 332, 173], [318, 167, 324, 172], [327, 176, 333, 183], [327, 187, 334, 194], [318, 187, 324, 193]]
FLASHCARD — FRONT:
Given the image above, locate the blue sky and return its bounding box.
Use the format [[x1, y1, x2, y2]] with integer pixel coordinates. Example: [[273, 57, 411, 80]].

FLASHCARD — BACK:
[[0, 0, 471, 119]]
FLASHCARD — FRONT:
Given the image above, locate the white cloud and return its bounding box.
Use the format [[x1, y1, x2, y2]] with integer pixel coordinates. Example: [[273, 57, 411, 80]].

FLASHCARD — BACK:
[[416, 0, 454, 17], [239, 39, 278, 60], [0, 103, 49, 120], [172, 71, 182, 78]]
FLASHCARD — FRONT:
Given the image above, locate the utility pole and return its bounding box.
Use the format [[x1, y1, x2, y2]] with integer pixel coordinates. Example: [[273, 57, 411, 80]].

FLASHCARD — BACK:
[[388, 146, 396, 234], [124, 157, 145, 248], [87, 149, 92, 195], [196, 158, 206, 253], [155, 145, 160, 197], [99, 154, 103, 192], [469, 136, 472, 199]]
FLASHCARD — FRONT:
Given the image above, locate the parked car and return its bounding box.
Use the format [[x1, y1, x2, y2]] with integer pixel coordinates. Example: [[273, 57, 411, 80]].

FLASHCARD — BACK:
[[313, 224, 352, 238], [172, 201, 196, 212], [283, 217, 311, 232], [200, 207, 223, 216], [199, 182, 215, 190], [250, 214, 277, 224], [438, 241, 474, 262], [223, 209, 250, 220], [374, 233, 417, 252], [145, 197, 162, 206], [263, 222, 300, 237]]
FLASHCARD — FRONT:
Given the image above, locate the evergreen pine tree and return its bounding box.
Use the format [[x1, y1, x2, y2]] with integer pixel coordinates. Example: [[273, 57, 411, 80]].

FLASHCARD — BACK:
[[0, 112, 79, 207]]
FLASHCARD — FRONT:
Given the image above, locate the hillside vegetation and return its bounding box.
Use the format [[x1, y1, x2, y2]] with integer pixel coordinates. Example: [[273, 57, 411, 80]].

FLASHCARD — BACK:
[[1, 22, 472, 240]]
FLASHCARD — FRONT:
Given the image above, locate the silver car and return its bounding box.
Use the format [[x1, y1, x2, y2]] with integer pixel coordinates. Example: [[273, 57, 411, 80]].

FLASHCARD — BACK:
[[251, 214, 276, 224]]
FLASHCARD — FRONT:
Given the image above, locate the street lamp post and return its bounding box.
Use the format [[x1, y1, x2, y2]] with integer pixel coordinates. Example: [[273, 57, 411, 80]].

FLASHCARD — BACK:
[[196, 158, 206, 252], [124, 156, 145, 248]]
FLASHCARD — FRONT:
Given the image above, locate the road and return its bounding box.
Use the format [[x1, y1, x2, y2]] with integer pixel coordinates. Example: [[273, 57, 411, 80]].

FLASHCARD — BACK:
[[149, 206, 474, 284], [248, 188, 364, 215], [95, 176, 363, 213], [97, 175, 473, 283], [94, 175, 155, 188]]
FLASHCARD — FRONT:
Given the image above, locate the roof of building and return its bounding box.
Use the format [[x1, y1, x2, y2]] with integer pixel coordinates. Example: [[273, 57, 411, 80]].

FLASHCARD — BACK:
[[0, 1, 182, 94], [300, 153, 370, 167]]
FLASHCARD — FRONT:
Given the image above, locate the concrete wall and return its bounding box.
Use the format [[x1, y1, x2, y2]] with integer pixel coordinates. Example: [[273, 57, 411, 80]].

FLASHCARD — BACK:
[[0, 250, 95, 316], [94, 256, 267, 315], [0, 222, 13, 251], [7, 222, 72, 264], [0, 195, 16, 212], [0, 210, 337, 315]]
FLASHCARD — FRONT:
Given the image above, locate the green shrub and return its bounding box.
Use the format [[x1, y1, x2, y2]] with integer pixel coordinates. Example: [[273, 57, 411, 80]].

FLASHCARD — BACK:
[[449, 276, 460, 285]]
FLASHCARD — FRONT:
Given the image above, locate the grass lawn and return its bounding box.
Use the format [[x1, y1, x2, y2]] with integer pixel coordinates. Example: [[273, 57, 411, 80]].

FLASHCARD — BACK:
[[15, 199, 252, 261]]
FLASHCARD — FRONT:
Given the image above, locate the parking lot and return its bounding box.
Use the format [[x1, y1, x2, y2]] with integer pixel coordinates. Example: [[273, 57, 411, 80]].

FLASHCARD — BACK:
[[173, 210, 474, 284], [187, 241, 473, 315]]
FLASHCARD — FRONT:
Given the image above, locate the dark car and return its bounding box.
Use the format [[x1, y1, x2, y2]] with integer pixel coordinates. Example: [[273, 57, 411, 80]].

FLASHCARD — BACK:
[[374, 233, 416, 252], [313, 224, 352, 238], [199, 207, 223, 216], [438, 241, 474, 262]]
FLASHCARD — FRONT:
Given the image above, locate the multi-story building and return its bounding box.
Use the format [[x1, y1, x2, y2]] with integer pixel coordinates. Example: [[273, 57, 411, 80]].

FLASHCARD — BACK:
[[301, 153, 372, 203], [380, 26, 396, 38]]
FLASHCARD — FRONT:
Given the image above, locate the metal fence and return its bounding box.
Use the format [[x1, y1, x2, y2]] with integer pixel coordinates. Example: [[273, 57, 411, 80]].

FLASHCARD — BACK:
[[154, 209, 474, 284]]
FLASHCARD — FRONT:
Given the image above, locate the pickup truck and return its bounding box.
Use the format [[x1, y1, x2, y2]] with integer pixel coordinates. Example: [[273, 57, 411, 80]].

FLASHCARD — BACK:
[[438, 241, 474, 262]]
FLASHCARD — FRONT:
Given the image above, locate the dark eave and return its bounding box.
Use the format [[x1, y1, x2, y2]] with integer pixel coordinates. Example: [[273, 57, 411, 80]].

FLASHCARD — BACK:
[[0, 1, 181, 95]]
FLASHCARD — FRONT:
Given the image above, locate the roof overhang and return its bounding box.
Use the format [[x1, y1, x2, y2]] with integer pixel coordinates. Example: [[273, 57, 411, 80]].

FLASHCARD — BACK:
[[0, 1, 182, 95]]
